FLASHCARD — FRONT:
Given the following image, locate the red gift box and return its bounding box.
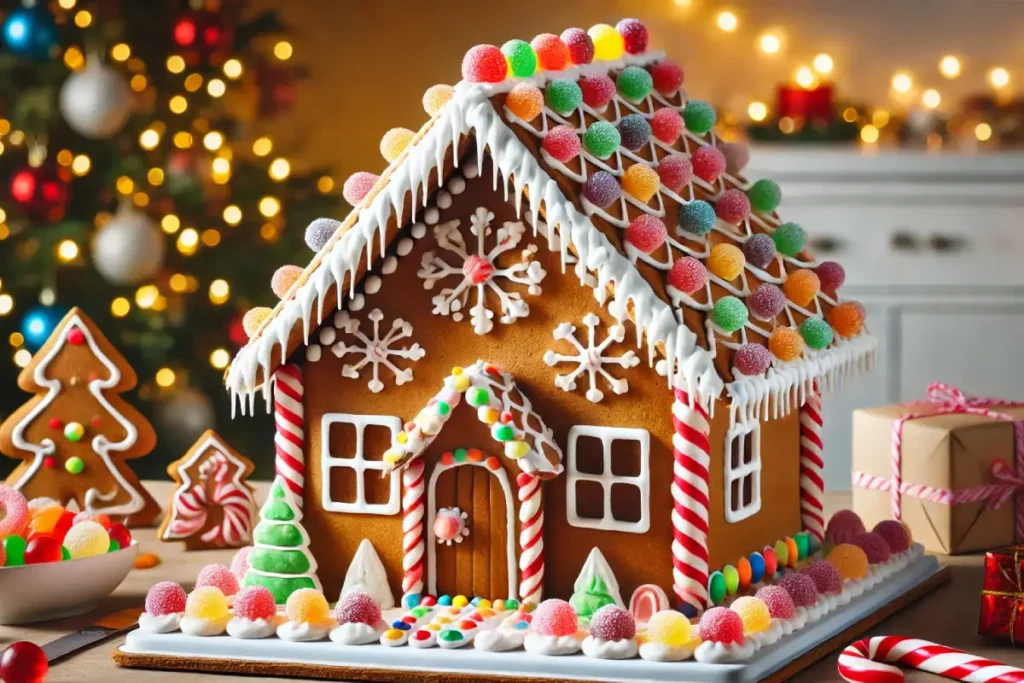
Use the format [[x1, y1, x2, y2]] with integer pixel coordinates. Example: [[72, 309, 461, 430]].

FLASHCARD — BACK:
[[980, 546, 1024, 642]]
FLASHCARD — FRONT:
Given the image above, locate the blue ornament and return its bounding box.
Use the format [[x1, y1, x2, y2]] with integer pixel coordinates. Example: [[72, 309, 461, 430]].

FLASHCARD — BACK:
[[21, 305, 64, 351], [3, 7, 58, 59], [748, 551, 766, 584]]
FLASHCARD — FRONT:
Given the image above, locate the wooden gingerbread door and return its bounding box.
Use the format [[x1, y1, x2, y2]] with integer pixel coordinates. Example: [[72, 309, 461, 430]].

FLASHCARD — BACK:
[[426, 448, 517, 600]]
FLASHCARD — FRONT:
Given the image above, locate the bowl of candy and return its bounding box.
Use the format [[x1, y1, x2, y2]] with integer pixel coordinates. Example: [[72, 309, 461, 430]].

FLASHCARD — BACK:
[[0, 487, 138, 625]]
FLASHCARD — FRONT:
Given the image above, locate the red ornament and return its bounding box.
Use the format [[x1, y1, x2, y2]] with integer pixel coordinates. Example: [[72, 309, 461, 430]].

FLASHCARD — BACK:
[[172, 10, 229, 54], [24, 535, 62, 564], [47, 418, 62, 430], [228, 314, 248, 347], [108, 523, 132, 549], [980, 546, 1024, 641], [777, 84, 835, 120], [42, 456, 55, 469], [257, 65, 298, 118], [0, 641, 48, 683], [67, 328, 85, 345], [9, 163, 71, 220]]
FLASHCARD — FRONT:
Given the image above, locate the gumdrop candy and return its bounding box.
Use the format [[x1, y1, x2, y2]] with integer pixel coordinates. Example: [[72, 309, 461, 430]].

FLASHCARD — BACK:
[[853, 532, 892, 564], [669, 257, 707, 295], [723, 565, 740, 595], [720, 141, 750, 174], [542, 125, 581, 163], [626, 215, 667, 254], [762, 545, 779, 577], [72, 511, 111, 528], [778, 572, 818, 608], [380, 127, 415, 163], [743, 233, 777, 269], [829, 301, 865, 338], [50, 509, 75, 544], [462, 44, 508, 83], [748, 551, 766, 584], [234, 585, 277, 622], [734, 343, 771, 376], [656, 155, 691, 193], [422, 84, 454, 116], [588, 23, 624, 61], [24, 535, 61, 564], [336, 590, 382, 626], [2, 536, 25, 566], [584, 120, 621, 159], [708, 570, 726, 605], [646, 610, 691, 646], [28, 503, 62, 537], [285, 588, 331, 624], [873, 520, 911, 554], [64, 520, 109, 559], [784, 269, 821, 307], [560, 27, 594, 65], [506, 82, 544, 122], [774, 540, 790, 568], [545, 79, 583, 116], [197, 563, 240, 596], [754, 585, 795, 620], [501, 39, 536, 78], [800, 318, 834, 350], [304, 217, 341, 252], [342, 172, 379, 206], [271, 265, 303, 299], [816, 261, 846, 294], [731, 597, 770, 634], [699, 607, 744, 645], [186, 586, 229, 620], [532, 598, 578, 637], [678, 200, 716, 236], [826, 510, 866, 545], [708, 243, 745, 281], [0, 486, 29, 539], [683, 101, 717, 135], [651, 107, 683, 144], [230, 546, 253, 581], [737, 556, 753, 589], [769, 326, 803, 362], [146, 581, 187, 616], [617, 114, 652, 151], [748, 283, 786, 321], [712, 296, 748, 333], [804, 560, 843, 595], [650, 60, 684, 95], [715, 189, 751, 225], [578, 74, 616, 109], [772, 222, 807, 257], [622, 163, 660, 203], [531, 33, 570, 71], [583, 171, 621, 208], [0, 641, 47, 683], [748, 179, 782, 213], [616, 18, 648, 54], [692, 145, 726, 183], [827, 543, 870, 581], [617, 66, 653, 101], [589, 604, 636, 641]]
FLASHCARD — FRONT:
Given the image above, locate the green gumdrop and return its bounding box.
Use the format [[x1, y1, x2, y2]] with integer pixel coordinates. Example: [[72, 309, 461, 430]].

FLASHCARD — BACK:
[[748, 179, 782, 213], [800, 317, 834, 350], [243, 572, 316, 605], [678, 200, 716, 236], [453, 447, 468, 462], [436, 401, 450, 416], [712, 296, 748, 333], [617, 66, 653, 101], [723, 564, 740, 595], [61, 546, 71, 561], [264, 500, 296, 522], [584, 120, 621, 159], [249, 546, 311, 574], [774, 540, 790, 567], [683, 100, 717, 135], [546, 79, 583, 116], [708, 570, 726, 605], [494, 425, 515, 442], [772, 222, 806, 257], [255, 522, 304, 547], [3, 536, 26, 566], [794, 532, 811, 560], [468, 386, 490, 407], [109, 539, 120, 553], [501, 39, 537, 78]]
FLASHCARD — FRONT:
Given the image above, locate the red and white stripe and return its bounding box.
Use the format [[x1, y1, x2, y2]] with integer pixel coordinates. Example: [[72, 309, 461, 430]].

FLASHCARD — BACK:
[[165, 452, 254, 546], [401, 458, 426, 600], [273, 364, 305, 506], [517, 473, 544, 604], [799, 389, 826, 545], [671, 389, 711, 615], [838, 636, 1024, 683], [166, 484, 209, 538]]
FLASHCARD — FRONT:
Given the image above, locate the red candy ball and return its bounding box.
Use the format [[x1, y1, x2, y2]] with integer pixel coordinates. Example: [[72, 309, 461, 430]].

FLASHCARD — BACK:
[[51, 510, 75, 543], [754, 585, 795, 620], [778, 572, 818, 608], [24, 535, 62, 565], [816, 261, 846, 294], [669, 257, 707, 295], [626, 215, 667, 254], [146, 582, 187, 617], [560, 27, 594, 65], [531, 33, 570, 71], [698, 607, 744, 645], [657, 155, 692, 193], [108, 523, 132, 550], [873, 520, 911, 554], [234, 585, 277, 621], [532, 599, 578, 637], [342, 172, 379, 206], [826, 509, 866, 545], [579, 74, 616, 109], [650, 60, 684, 95], [852, 531, 892, 564], [715, 189, 751, 225], [196, 563, 239, 596], [734, 343, 771, 376], [542, 125, 582, 163], [590, 604, 636, 641], [616, 18, 648, 55], [0, 641, 47, 683], [336, 590, 382, 626], [462, 44, 508, 83], [651, 108, 683, 144], [804, 560, 843, 595], [691, 145, 726, 183]]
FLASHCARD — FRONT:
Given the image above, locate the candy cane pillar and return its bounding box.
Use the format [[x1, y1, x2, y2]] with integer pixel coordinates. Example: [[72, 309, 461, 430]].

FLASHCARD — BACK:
[[517, 473, 544, 604], [401, 458, 426, 603], [799, 388, 826, 546], [273, 364, 306, 506], [671, 389, 711, 616]]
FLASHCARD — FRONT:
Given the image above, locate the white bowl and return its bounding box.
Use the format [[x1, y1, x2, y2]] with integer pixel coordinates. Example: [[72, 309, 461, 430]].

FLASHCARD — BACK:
[[0, 541, 138, 624]]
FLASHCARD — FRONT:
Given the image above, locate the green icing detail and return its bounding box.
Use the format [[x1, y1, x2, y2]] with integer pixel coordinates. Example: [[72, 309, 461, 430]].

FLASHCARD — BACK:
[[270, 480, 287, 499], [263, 499, 296, 522], [243, 572, 316, 605], [250, 546, 311, 574], [255, 522, 304, 547], [454, 448, 468, 462], [494, 425, 515, 441], [468, 387, 490, 407], [437, 401, 450, 416], [411, 607, 429, 618], [569, 575, 615, 620], [440, 630, 463, 642]]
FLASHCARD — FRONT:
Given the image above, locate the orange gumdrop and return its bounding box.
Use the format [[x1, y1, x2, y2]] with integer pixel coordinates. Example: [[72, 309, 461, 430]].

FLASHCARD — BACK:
[[622, 163, 660, 203], [707, 243, 745, 281], [769, 327, 803, 362], [828, 301, 865, 338], [783, 269, 821, 307], [505, 83, 544, 122]]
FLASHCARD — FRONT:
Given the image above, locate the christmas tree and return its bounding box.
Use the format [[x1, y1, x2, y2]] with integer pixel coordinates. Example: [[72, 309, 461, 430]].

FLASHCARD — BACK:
[[0, 1, 342, 479], [0, 307, 161, 525], [245, 476, 320, 604], [569, 547, 624, 620]]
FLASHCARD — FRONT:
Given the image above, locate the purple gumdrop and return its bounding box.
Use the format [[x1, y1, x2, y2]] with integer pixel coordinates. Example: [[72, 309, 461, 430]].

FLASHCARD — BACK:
[[734, 343, 771, 376], [743, 234, 777, 269], [583, 171, 622, 209], [617, 114, 652, 152], [748, 283, 786, 321]]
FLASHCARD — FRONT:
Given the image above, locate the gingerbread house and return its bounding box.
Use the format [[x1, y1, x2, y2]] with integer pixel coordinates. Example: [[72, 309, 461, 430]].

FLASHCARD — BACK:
[[226, 22, 876, 617]]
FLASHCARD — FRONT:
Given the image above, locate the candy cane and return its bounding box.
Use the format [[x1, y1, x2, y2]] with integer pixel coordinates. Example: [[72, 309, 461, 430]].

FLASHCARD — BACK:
[[198, 453, 255, 546], [517, 473, 544, 604], [800, 389, 826, 545], [402, 458, 426, 600], [671, 389, 711, 615], [838, 636, 1024, 683], [166, 484, 209, 538], [273, 364, 305, 505]]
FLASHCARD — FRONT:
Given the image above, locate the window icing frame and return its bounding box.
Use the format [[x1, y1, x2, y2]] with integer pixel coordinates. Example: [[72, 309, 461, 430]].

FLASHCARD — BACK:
[[566, 425, 651, 534], [321, 412, 402, 515]]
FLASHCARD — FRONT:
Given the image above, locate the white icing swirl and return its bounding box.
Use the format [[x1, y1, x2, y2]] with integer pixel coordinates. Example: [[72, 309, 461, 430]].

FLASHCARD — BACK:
[[747, 619, 784, 648], [179, 615, 229, 637], [523, 632, 582, 656], [694, 637, 757, 663], [475, 628, 527, 652], [638, 640, 698, 662], [581, 636, 638, 660], [277, 620, 332, 642], [137, 612, 182, 634], [226, 616, 279, 640], [330, 621, 384, 646]]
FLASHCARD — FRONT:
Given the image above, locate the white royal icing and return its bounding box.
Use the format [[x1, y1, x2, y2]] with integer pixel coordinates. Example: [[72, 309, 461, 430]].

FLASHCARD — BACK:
[[581, 636, 638, 660], [277, 620, 332, 642], [138, 612, 182, 634], [523, 632, 582, 656], [474, 628, 527, 652], [179, 615, 230, 637], [638, 640, 698, 662], [747, 619, 785, 648], [226, 616, 280, 640], [340, 539, 396, 609], [329, 621, 385, 646], [694, 637, 757, 664]]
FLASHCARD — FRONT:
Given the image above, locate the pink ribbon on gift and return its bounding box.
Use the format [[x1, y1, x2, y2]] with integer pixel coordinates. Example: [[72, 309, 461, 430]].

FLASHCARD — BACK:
[[852, 382, 1024, 540]]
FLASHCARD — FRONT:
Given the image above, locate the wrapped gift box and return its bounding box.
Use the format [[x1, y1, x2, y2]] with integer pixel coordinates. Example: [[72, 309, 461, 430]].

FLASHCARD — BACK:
[[980, 546, 1024, 642]]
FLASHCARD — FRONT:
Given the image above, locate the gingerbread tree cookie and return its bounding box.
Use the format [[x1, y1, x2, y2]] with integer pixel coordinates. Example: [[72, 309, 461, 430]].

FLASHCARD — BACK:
[[159, 430, 257, 550], [0, 308, 161, 526]]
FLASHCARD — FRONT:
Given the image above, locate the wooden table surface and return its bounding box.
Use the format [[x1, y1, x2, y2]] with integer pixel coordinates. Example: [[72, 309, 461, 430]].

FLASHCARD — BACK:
[[0, 483, 1008, 682]]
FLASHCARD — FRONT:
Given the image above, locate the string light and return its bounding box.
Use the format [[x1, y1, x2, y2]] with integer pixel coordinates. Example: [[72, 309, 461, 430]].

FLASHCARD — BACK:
[[252, 137, 272, 156], [716, 11, 738, 32], [891, 71, 913, 93], [208, 279, 230, 304], [74, 10, 91, 27], [860, 124, 880, 144], [872, 110, 890, 127], [148, 167, 164, 185], [155, 368, 176, 388], [71, 154, 90, 175], [166, 55, 185, 74], [111, 297, 130, 317], [922, 89, 941, 109], [116, 176, 135, 194], [758, 33, 780, 54], [274, 41, 293, 60], [133, 192, 149, 207], [989, 67, 1010, 89], [747, 101, 768, 121], [111, 43, 130, 62], [939, 55, 961, 79], [57, 239, 79, 262], [135, 285, 159, 309], [169, 274, 189, 292], [259, 196, 281, 217], [207, 79, 226, 97], [317, 176, 334, 193], [269, 158, 290, 181], [211, 157, 231, 183], [0, 294, 12, 315], [184, 73, 203, 92], [56, 150, 73, 166], [203, 131, 223, 151], [63, 46, 84, 70], [178, 228, 199, 254], [223, 205, 242, 225], [200, 229, 221, 247], [173, 131, 193, 148], [9, 332, 22, 346], [210, 348, 230, 369], [8, 130, 22, 146], [813, 53, 833, 75], [976, 122, 993, 141], [260, 223, 279, 242], [58, 0, 76, 8], [223, 59, 243, 79], [39, 288, 55, 306], [161, 214, 180, 234], [169, 95, 188, 114], [842, 107, 858, 122], [139, 128, 160, 150], [14, 349, 30, 368], [795, 66, 816, 89], [130, 75, 147, 92]]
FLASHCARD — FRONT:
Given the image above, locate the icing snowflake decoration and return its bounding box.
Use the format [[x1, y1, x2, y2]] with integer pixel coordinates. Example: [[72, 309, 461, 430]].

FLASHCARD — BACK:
[[417, 206, 546, 335], [332, 308, 425, 393], [433, 506, 469, 546], [544, 313, 641, 403]]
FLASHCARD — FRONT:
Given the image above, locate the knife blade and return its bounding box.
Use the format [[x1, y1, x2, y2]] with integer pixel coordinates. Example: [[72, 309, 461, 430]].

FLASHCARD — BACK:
[[41, 606, 143, 663]]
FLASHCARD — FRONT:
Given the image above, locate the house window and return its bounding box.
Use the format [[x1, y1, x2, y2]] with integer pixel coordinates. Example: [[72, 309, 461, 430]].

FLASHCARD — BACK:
[[321, 413, 402, 515], [566, 425, 650, 534], [724, 421, 761, 523]]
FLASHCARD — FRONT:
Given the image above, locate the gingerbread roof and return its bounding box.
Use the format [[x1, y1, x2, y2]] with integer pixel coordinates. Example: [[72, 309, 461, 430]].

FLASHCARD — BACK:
[[227, 22, 876, 421]]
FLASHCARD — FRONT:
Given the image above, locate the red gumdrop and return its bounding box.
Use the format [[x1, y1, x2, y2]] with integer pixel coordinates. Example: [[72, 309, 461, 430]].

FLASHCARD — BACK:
[[532, 598, 578, 637], [0, 641, 48, 683], [778, 572, 819, 608], [51, 509, 75, 543], [698, 607, 744, 645], [651, 108, 683, 144], [657, 155, 692, 193], [754, 585, 795, 620], [873, 520, 910, 554], [762, 546, 778, 576], [853, 531, 892, 564], [626, 215, 667, 254], [342, 172, 379, 206], [234, 585, 277, 621], [734, 343, 771, 376], [616, 18, 648, 54], [462, 44, 508, 83], [691, 145, 726, 183], [531, 33, 570, 71], [816, 261, 846, 294], [804, 560, 843, 595], [108, 523, 132, 550], [825, 509, 866, 545], [748, 283, 786, 321], [668, 257, 707, 295], [336, 590, 382, 626], [715, 189, 751, 225], [196, 563, 240, 596], [579, 74, 616, 109], [24, 535, 62, 565], [542, 125, 582, 163], [589, 605, 636, 641], [560, 27, 594, 65], [230, 546, 253, 581], [650, 60, 684, 95], [145, 581, 187, 617]]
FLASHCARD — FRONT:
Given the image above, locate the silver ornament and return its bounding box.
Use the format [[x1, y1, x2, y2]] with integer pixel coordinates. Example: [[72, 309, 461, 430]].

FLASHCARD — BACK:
[[91, 205, 166, 285], [59, 58, 131, 139]]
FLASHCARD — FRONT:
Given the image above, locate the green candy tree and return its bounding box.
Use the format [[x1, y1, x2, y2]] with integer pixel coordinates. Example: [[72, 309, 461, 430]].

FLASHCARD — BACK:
[[244, 476, 320, 603], [568, 547, 623, 621]]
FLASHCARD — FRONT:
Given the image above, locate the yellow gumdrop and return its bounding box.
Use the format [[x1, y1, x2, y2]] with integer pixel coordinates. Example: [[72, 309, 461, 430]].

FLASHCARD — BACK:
[[422, 84, 455, 116], [380, 128, 415, 163], [827, 543, 870, 581], [505, 440, 530, 460], [453, 375, 471, 392], [588, 24, 625, 61], [730, 596, 771, 634], [646, 610, 692, 646], [285, 588, 331, 624], [242, 307, 272, 338], [477, 599, 492, 610], [63, 520, 110, 559], [622, 163, 660, 203], [707, 243, 746, 281], [453, 595, 469, 608], [186, 586, 229, 620]]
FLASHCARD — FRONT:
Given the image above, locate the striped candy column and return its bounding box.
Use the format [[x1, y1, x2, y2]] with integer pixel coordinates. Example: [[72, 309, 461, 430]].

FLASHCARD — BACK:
[[838, 636, 1024, 683], [671, 389, 711, 616], [517, 473, 544, 604], [799, 388, 826, 545], [273, 364, 306, 506], [401, 458, 426, 603]]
